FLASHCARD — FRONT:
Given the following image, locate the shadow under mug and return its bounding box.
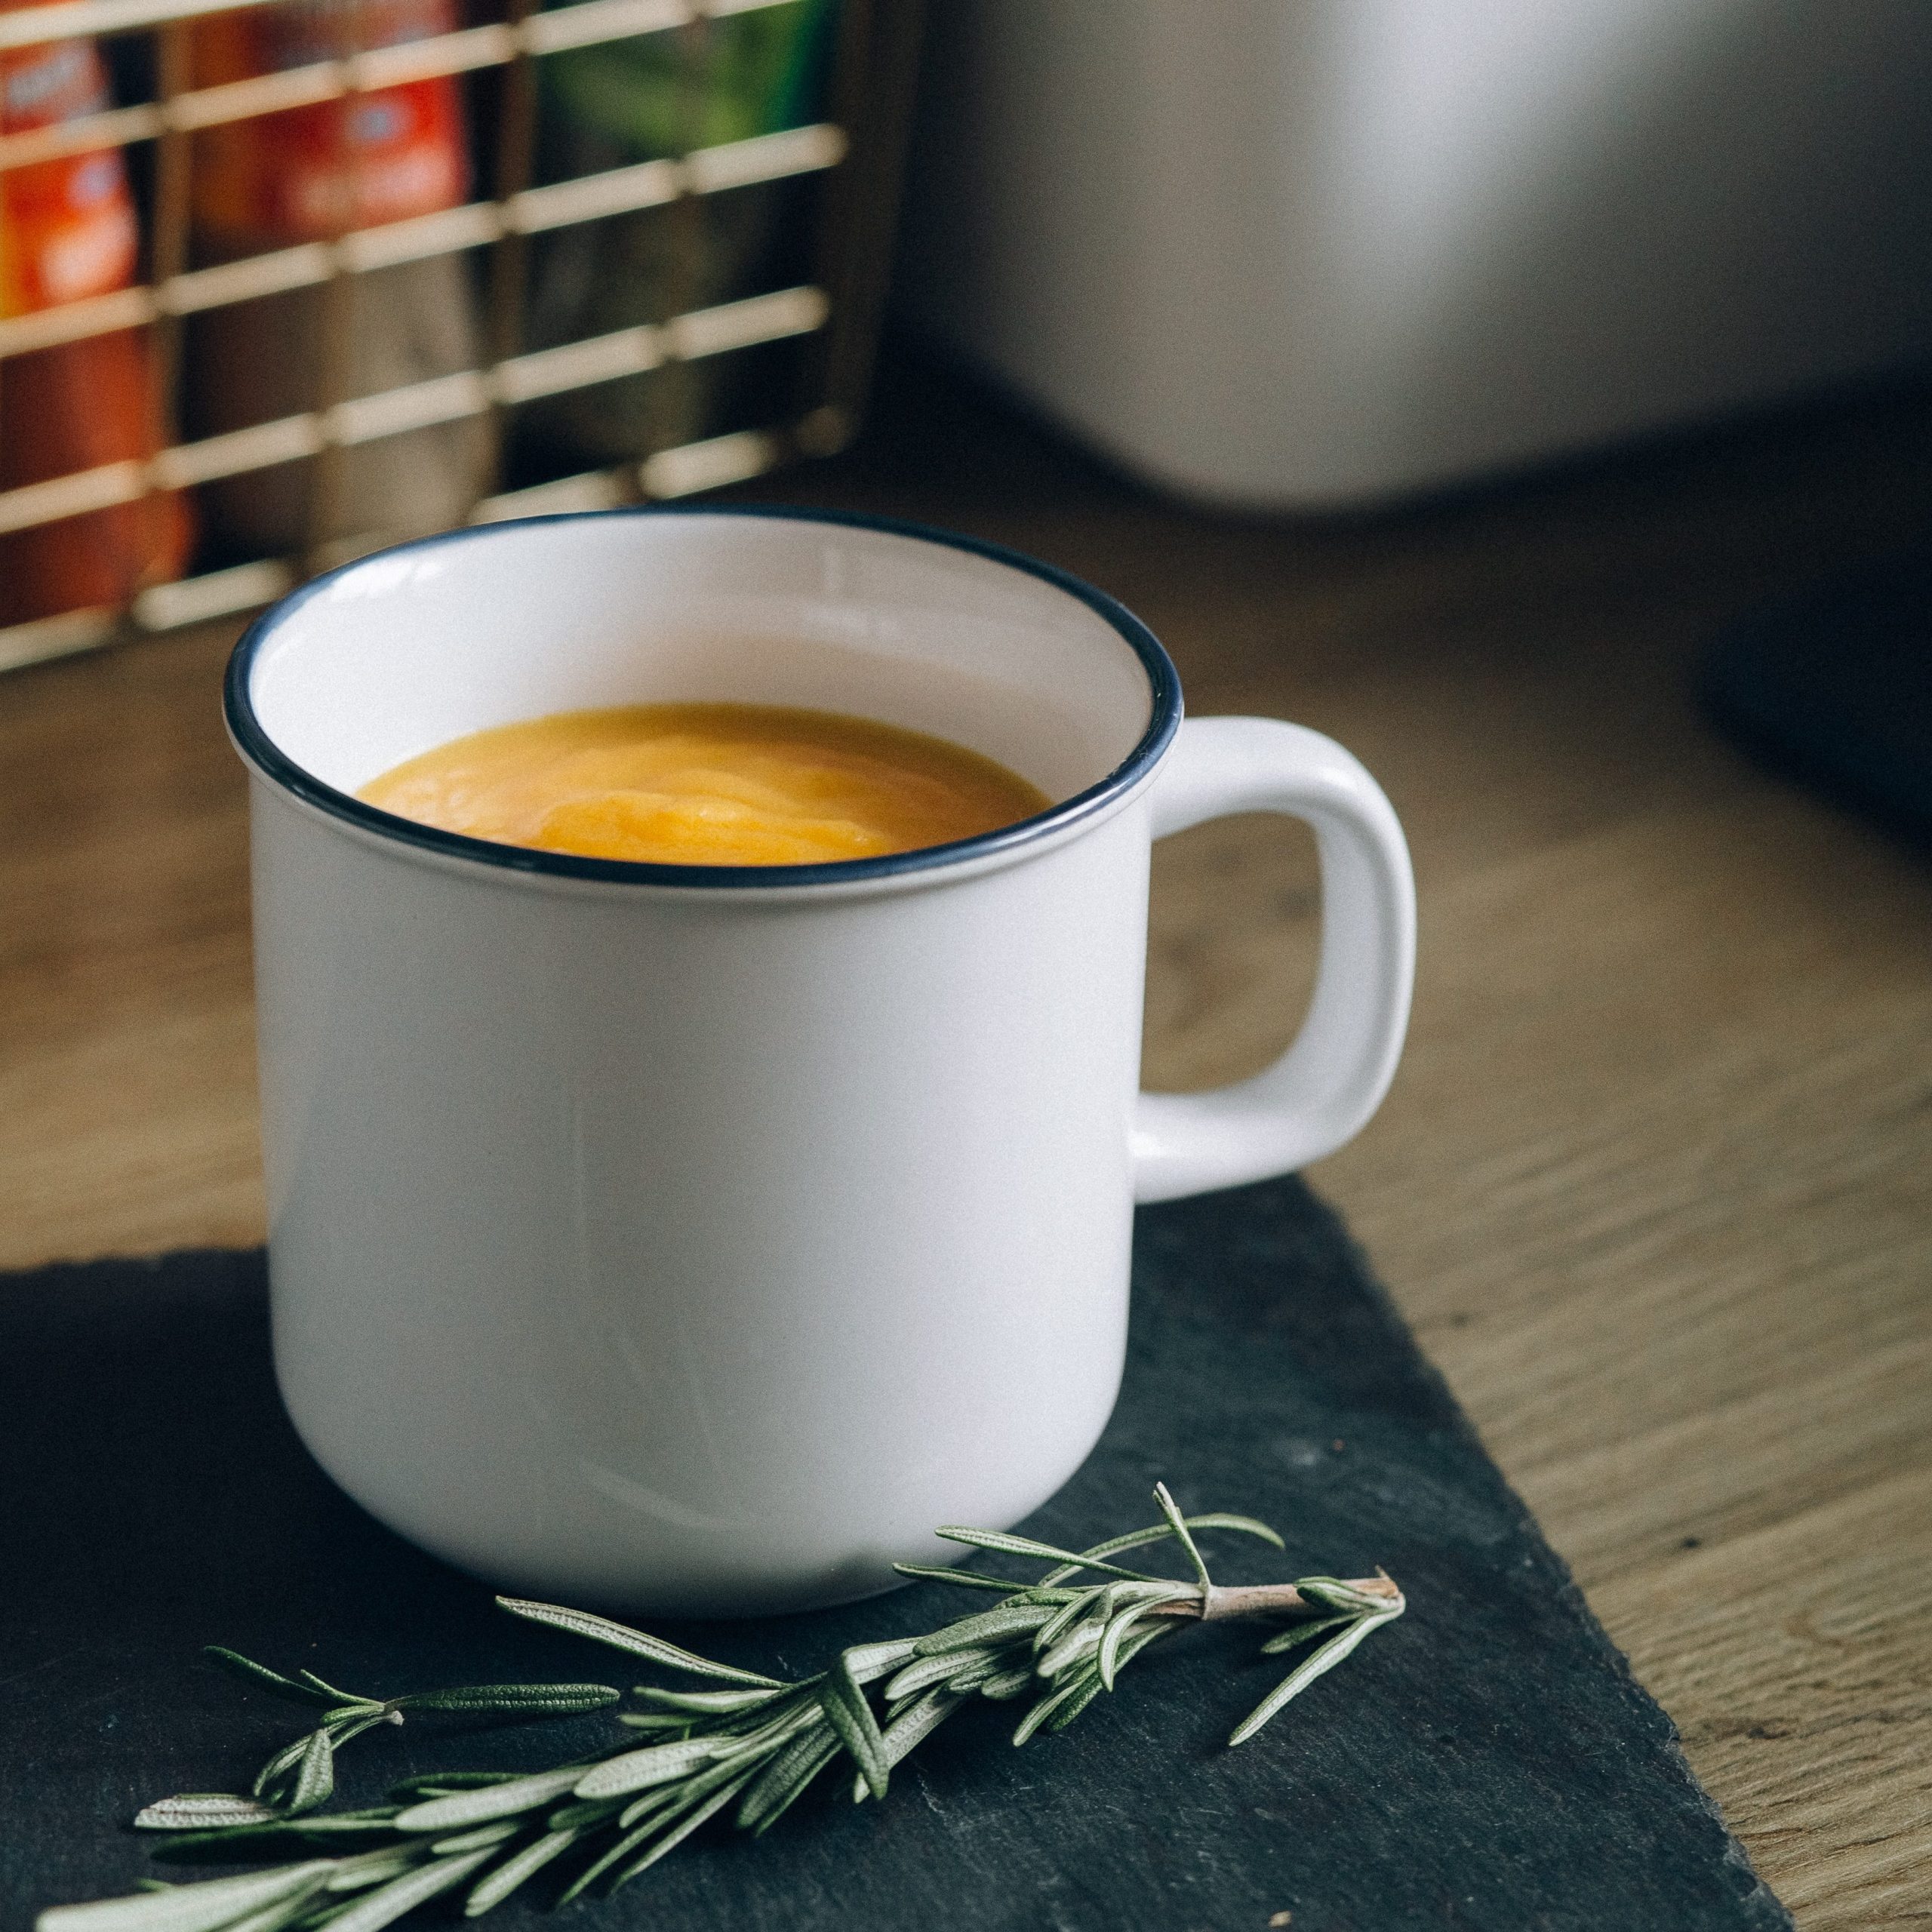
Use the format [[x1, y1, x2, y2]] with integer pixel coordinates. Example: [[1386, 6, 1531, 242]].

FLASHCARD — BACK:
[[227, 506, 1415, 1615]]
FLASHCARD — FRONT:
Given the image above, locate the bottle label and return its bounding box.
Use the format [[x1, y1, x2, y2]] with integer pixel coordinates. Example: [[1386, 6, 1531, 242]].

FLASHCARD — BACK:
[[0, 35, 140, 315], [192, 0, 468, 245]]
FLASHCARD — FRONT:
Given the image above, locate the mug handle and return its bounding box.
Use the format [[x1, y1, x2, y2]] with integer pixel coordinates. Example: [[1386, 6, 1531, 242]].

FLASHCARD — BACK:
[[1134, 715, 1417, 1203]]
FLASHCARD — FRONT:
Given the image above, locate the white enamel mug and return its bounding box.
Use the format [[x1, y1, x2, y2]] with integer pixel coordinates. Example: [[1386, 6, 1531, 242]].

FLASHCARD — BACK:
[[228, 506, 1414, 1615]]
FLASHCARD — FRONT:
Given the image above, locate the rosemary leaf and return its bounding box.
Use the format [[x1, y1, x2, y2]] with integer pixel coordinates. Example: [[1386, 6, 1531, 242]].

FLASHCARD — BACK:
[[281, 1729, 334, 1817], [934, 1527, 1162, 1583], [146, 1816, 402, 1862], [976, 1665, 1036, 1701], [562, 1754, 752, 1903], [493, 1600, 783, 1689], [1097, 1599, 1171, 1690], [853, 1687, 964, 1798], [1037, 1510, 1284, 1585], [133, 1797, 281, 1833], [1229, 1608, 1402, 1746], [388, 1684, 619, 1716], [1036, 1617, 1107, 1681], [1166, 1511, 1284, 1549], [425, 1824, 521, 1857], [818, 1654, 889, 1801], [249, 1734, 314, 1804], [1038, 1578, 1172, 1655], [614, 1784, 687, 1832], [568, 1773, 726, 1902], [605, 1774, 754, 1894], [940, 1659, 1006, 1695], [882, 1648, 993, 1703], [320, 1852, 423, 1895], [1012, 1666, 1100, 1746], [1258, 1614, 1353, 1656], [570, 1736, 726, 1801], [629, 1684, 784, 1715], [658, 1745, 772, 1813], [835, 1638, 920, 1685], [1294, 1577, 1397, 1618], [296, 1672, 363, 1705], [888, 1563, 1048, 1593], [710, 1692, 823, 1763], [391, 1767, 583, 1834], [910, 1602, 1057, 1657], [324, 1867, 420, 1899], [542, 1798, 623, 1833], [552, 1817, 657, 1905], [1101, 1620, 1177, 1692], [1029, 1591, 1098, 1655], [461, 1827, 578, 1918], [384, 1774, 522, 1799], [38, 1860, 335, 1932], [189, 1898, 312, 1932], [734, 1725, 841, 1835], [884, 1688, 964, 1767], [201, 1651, 339, 1712], [1152, 1482, 1214, 1593], [1046, 1669, 1109, 1734], [320, 1850, 493, 1932]]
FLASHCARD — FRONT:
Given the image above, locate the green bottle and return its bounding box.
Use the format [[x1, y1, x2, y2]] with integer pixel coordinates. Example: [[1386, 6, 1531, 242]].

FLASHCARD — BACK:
[[521, 0, 836, 469]]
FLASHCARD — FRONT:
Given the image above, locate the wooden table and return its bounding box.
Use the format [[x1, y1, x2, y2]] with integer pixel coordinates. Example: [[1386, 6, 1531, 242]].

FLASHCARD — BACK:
[[5, 358, 1929, 1927]]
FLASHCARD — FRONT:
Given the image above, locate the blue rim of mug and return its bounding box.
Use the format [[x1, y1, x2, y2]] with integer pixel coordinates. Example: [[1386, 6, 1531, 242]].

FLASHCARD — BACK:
[[224, 503, 1184, 890]]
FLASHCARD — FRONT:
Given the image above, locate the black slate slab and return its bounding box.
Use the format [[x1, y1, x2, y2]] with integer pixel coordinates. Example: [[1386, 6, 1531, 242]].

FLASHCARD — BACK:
[[4, 1179, 1789, 1931]]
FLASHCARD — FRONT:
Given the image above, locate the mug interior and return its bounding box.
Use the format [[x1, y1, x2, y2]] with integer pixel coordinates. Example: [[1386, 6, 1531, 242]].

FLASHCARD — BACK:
[[238, 510, 1168, 841]]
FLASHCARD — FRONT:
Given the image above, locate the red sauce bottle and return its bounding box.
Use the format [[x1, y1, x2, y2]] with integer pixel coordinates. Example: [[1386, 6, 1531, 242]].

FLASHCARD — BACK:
[[0, 0, 191, 626]]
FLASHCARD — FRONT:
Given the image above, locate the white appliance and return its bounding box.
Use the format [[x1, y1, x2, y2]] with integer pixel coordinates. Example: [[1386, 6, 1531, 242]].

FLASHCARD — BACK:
[[899, 0, 1932, 509]]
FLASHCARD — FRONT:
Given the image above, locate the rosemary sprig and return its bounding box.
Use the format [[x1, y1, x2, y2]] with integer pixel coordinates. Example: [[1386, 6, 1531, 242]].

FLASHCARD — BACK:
[[147, 1654, 625, 1825], [38, 1485, 1404, 1931]]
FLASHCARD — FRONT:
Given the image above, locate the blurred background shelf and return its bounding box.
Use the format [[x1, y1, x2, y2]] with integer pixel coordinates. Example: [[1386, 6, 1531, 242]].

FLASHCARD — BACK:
[[0, 0, 919, 667]]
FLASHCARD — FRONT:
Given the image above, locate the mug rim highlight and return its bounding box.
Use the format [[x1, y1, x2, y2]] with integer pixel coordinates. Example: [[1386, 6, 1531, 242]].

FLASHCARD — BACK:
[[224, 503, 1184, 892]]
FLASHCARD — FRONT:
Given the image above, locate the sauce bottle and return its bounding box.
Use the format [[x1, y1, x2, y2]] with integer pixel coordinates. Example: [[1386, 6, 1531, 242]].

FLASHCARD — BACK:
[[521, 0, 834, 469], [186, 0, 485, 554], [0, 0, 191, 626]]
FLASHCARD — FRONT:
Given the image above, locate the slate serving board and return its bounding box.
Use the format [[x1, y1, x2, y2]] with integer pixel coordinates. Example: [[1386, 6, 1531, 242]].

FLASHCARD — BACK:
[[5, 1179, 1789, 1931]]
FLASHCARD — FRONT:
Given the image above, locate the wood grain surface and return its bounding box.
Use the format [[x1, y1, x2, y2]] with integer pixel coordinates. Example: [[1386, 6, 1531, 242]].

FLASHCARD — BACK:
[[3, 357, 1928, 1925]]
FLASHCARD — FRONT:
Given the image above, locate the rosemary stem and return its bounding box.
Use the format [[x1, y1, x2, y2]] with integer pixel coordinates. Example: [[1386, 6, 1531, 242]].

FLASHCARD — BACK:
[[1175, 1577, 1404, 1622]]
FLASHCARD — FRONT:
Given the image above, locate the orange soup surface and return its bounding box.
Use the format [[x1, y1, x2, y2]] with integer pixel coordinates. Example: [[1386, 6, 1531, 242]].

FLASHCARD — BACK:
[[358, 703, 1053, 866]]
